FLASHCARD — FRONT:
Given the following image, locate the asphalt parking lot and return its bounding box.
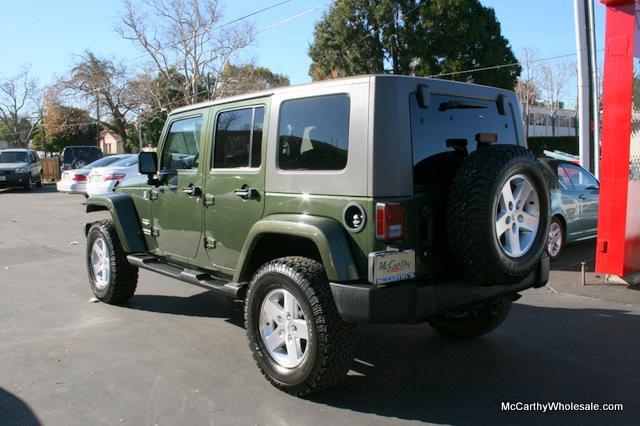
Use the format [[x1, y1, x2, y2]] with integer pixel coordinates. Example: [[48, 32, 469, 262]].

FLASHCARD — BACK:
[[1, 186, 639, 425]]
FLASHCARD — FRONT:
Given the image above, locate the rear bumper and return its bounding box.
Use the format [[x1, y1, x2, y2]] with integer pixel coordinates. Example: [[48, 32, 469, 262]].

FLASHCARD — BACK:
[[329, 254, 549, 324], [56, 181, 86, 194], [86, 181, 116, 196]]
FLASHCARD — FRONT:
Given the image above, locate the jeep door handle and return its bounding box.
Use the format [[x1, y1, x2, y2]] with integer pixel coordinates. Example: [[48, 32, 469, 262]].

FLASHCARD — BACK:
[[182, 185, 202, 196], [233, 188, 259, 200], [578, 194, 587, 200]]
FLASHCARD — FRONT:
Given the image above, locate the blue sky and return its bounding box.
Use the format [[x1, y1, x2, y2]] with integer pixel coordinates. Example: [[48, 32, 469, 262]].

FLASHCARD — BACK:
[[0, 0, 606, 102]]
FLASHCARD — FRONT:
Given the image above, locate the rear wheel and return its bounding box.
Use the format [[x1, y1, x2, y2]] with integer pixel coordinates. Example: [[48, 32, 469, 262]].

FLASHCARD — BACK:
[[245, 256, 355, 396], [428, 296, 513, 339], [547, 217, 564, 261], [86, 220, 138, 304]]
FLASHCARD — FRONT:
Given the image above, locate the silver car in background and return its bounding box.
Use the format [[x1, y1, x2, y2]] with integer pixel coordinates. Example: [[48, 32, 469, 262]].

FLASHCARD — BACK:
[[539, 158, 599, 260]]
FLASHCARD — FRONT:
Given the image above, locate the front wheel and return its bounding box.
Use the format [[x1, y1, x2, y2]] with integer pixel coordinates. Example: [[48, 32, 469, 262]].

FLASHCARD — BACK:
[[36, 171, 43, 188], [23, 174, 32, 191], [428, 296, 513, 340], [547, 217, 564, 261], [245, 257, 355, 396], [86, 220, 138, 304]]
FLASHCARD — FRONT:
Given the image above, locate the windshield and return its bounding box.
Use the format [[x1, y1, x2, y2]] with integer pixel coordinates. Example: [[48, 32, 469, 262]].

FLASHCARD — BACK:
[[110, 156, 138, 168], [63, 147, 101, 163], [0, 151, 27, 163], [85, 155, 132, 169]]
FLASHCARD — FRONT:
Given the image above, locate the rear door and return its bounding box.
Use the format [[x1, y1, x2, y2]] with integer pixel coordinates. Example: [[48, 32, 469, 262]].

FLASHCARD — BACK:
[[203, 100, 269, 273]]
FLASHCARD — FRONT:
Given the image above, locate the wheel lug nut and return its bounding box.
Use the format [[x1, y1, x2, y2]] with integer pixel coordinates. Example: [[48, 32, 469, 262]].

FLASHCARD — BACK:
[[291, 325, 297, 332]]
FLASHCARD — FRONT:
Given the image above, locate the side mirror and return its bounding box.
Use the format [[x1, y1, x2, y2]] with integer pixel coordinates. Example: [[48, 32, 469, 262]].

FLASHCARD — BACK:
[[139, 151, 158, 176]]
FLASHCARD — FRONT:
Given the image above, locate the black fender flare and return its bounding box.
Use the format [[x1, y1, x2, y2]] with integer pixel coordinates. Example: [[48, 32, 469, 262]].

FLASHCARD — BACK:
[[85, 193, 146, 253]]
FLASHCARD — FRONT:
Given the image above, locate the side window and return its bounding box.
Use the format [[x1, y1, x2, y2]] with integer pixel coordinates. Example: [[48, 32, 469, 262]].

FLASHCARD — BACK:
[[562, 164, 599, 191], [213, 106, 265, 168], [557, 166, 573, 190], [160, 116, 203, 171], [277, 95, 350, 171]]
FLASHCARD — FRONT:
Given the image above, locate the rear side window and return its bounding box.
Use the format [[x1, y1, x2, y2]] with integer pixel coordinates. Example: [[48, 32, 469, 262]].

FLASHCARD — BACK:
[[277, 95, 350, 171], [213, 106, 265, 169], [410, 93, 516, 185], [160, 116, 203, 171]]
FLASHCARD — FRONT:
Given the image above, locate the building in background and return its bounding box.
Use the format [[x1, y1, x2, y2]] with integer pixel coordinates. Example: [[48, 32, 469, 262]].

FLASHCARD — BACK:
[[526, 106, 578, 137], [0, 140, 8, 150], [98, 130, 125, 154]]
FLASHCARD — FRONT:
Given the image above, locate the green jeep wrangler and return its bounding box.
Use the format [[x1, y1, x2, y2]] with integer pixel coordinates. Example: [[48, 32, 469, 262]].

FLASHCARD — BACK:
[[85, 75, 550, 395]]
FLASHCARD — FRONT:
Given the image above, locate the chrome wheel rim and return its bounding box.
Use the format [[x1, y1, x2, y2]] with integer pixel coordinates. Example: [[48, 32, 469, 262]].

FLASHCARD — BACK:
[[259, 288, 310, 369], [90, 237, 110, 290], [495, 174, 540, 258], [547, 222, 562, 257]]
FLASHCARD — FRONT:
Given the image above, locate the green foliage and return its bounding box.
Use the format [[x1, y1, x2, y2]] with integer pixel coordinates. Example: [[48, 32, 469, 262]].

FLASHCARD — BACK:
[[527, 136, 578, 157], [309, 0, 520, 89], [219, 64, 290, 96]]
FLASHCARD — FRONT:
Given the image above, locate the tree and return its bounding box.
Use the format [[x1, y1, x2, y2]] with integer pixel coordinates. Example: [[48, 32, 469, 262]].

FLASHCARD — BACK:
[[217, 63, 290, 97], [42, 99, 97, 153], [308, 0, 520, 89], [119, 0, 254, 105], [0, 69, 40, 147], [539, 59, 576, 136], [515, 48, 541, 135], [58, 51, 137, 146]]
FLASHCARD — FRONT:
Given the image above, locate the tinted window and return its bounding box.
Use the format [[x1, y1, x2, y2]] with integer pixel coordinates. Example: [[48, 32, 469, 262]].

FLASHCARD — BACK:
[[410, 93, 516, 185], [277, 95, 350, 170], [63, 147, 101, 163], [213, 106, 265, 168], [0, 152, 27, 163], [160, 116, 203, 171], [561, 164, 599, 191]]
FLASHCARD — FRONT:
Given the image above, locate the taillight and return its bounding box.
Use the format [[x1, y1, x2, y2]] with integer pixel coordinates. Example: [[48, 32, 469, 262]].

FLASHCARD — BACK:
[[103, 173, 126, 181], [73, 174, 87, 182], [375, 202, 404, 242]]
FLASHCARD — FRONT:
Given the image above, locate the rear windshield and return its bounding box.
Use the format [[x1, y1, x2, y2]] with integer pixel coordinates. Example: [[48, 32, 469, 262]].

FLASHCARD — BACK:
[[410, 93, 517, 186], [110, 156, 138, 167], [86, 155, 130, 169], [0, 151, 27, 163], [63, 147, 101, 163]]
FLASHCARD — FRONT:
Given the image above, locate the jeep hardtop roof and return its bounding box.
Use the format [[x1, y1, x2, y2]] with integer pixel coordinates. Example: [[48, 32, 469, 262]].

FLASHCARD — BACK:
[[170, 74, 516, 116]]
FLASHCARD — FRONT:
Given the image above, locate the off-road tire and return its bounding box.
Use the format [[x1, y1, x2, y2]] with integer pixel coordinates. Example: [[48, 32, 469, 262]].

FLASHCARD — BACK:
[[428, 296, 513, 339], [447, 145, 550, 285], [86, 220, 138, 304], [245, 256, 355, 396]]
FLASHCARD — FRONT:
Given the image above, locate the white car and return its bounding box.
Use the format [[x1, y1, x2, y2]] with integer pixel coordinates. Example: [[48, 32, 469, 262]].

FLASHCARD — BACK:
[[57, 155, 134, 195], [86, 155, 140, 196]]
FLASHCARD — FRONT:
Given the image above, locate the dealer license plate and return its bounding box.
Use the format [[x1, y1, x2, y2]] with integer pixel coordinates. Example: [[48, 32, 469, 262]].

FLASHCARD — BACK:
[[369, 250, 416, 285], [0, 176, 6, 181]]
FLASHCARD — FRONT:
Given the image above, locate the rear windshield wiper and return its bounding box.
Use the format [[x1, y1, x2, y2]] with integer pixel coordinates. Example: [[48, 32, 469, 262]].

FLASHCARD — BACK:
[[438, 101, 487, 111]]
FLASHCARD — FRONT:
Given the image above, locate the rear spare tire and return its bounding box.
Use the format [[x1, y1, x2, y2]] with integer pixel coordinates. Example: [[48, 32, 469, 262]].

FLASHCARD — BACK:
[[447, 145, 549, 285]]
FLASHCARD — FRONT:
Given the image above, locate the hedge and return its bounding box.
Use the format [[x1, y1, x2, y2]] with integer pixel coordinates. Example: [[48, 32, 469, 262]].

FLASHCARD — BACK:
[[526, 136, 578, 157]]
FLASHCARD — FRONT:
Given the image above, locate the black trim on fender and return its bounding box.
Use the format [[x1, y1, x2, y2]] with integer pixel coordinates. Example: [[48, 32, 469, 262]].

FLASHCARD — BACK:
[[329, 254, 549, 324]]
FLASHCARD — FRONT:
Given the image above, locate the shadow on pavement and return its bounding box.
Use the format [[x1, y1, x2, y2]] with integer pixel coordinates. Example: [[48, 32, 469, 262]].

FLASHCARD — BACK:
[[0, 387, 41, 426], [551, 239, 596, 272], [127, 291, 245, 327], [124, 289, 638, 424], [0, 186, 58, 195]]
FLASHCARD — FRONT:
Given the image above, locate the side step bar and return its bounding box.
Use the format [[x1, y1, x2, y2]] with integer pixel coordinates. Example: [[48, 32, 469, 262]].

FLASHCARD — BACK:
[[127, 254, 247, 299]]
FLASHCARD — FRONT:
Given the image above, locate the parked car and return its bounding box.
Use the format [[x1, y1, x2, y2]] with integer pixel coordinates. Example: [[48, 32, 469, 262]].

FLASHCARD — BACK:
[[57, 155, 134, 195], [539, 158, 599, 260], [85, 155, 139, 196], [60, 146, 102, 172], [84, 75, 551, 395], [0, 148, 43, 190]]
